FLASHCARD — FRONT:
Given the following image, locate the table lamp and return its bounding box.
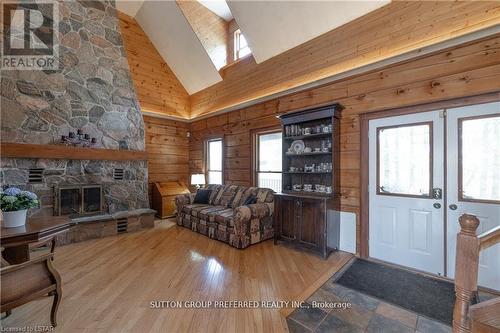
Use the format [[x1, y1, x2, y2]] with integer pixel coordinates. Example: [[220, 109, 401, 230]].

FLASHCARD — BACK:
[[191, 174, 206, 189]]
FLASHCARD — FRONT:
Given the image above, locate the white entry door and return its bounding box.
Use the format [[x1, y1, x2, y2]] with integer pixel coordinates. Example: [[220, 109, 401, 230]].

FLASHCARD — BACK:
[[369, 111, 445, 275], [446, 102, 500, 290]]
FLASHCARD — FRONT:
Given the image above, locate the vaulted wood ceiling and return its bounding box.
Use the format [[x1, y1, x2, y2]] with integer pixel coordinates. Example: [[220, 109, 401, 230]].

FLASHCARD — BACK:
[[116, 1, 500, 120], [117, 0, 391, 94], [226, 0, 389, 63]]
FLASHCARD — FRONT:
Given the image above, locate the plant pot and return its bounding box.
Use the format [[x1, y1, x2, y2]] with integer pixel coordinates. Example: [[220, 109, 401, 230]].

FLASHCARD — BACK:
[[2, 209, 28, 228]]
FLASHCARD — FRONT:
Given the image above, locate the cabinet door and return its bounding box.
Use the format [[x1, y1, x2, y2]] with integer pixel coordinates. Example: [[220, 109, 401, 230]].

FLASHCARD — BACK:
[[297, 198, 324, 250], [278, 196, 296, 240]]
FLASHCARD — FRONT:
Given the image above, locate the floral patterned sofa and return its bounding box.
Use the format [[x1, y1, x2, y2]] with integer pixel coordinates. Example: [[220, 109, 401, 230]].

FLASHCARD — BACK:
[[175, 184, 274, 249]]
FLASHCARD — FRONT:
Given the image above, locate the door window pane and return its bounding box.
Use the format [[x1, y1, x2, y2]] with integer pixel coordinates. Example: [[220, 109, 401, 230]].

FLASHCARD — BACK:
[[257, 132, 282, 192], [207, 139, 223, 185], [378, 124, 431, 196], [460, 115, 500, 202]]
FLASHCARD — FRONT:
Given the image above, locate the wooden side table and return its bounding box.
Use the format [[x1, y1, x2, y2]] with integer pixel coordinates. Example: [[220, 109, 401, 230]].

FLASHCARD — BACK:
[[1, 216, 70, 327]]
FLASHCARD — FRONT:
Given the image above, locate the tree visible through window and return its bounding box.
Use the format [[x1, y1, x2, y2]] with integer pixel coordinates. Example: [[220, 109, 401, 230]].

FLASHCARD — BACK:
[[256, 131, 282, 192], [378, 123, 431, 196], [460, 115, 500, 202], [207, 139, 223, 185], [234, 29, 251, 60]]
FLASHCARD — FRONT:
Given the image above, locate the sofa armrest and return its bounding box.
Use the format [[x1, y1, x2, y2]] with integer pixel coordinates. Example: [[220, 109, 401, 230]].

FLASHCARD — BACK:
[[231, 202, 274, 248], [175, 193, 195, 212], [234, 202, 274, 222]]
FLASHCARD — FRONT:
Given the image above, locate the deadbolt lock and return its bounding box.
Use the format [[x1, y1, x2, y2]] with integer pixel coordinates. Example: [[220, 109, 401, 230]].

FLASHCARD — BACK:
[[433, 188, 442, 199]]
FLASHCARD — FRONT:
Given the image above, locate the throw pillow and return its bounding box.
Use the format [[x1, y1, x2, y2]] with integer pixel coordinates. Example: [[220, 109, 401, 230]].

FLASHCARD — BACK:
[[243, 195, 257, 205], [193, 189, 211, 204]]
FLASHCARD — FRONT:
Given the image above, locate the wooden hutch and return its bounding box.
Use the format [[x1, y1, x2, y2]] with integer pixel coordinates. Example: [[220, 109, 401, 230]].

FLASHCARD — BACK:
[[274, 104, 342, 259]]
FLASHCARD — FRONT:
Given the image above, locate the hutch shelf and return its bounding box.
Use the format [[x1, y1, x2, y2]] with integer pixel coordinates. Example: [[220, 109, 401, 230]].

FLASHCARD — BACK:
[[274, 104, 342, 259]]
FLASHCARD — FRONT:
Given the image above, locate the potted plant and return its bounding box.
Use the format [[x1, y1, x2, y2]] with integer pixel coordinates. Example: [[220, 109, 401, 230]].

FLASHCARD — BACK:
[[0, 187, 39, 228]]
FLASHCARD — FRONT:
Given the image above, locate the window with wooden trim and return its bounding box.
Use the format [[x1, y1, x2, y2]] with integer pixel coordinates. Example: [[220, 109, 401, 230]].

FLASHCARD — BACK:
[[206, 138, 223, 185], [255, 130, 282, 192], [234, 29, 251, 60]]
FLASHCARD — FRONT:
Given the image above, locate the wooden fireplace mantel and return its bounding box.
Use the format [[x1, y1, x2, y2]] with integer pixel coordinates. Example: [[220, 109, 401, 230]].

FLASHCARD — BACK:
[[1, 143, 148, 161]]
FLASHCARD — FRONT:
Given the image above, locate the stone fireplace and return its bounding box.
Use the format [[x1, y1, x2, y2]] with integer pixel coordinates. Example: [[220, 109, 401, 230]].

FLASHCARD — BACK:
[[0, 0, 155, 243], [0, 157, 150, 219]]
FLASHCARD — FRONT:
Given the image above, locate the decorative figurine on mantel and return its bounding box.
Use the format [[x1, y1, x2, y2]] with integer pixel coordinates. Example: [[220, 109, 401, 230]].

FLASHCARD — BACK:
[[60, 129, 98, 148]]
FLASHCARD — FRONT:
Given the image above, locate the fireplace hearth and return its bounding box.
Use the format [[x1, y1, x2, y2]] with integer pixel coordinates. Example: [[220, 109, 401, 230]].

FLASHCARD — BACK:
[[56, 185, 103, 216]]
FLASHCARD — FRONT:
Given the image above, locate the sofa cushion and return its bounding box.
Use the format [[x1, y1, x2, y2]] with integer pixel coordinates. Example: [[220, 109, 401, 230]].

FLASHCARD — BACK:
[[213, 185, 240, 208], [233, 187, 257, 207], [214, 208, 234, 227], [231, 187, 247, 208], [207, 184, 224, 205], [185, 205, 235, 228], [182, 204, 210, 215], [243, 195, 257, 205], [197, 205, 228, 221]]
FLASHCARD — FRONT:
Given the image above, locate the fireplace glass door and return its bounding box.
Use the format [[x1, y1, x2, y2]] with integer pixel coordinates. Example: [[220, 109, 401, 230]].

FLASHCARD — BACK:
[[83, 186, 102, 213], [59, 188, 81, 215], [58, 185, 102, 216]]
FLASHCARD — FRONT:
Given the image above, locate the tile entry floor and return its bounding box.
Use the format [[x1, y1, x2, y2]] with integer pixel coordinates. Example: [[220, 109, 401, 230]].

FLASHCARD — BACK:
[[287, 276, 452, 333]]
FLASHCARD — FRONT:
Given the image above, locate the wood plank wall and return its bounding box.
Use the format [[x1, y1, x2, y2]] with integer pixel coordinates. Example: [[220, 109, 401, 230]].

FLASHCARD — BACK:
[[118, 12, 190, 118], [190, 1, 500, 118], [177, 0, 228, 70], [188, 35, 500, 254], [144, 116, 190, 202]]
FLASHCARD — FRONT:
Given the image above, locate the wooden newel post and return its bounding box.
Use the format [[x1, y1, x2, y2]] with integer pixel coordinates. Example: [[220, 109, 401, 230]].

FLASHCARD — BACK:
[[453, 214, 480, 333]]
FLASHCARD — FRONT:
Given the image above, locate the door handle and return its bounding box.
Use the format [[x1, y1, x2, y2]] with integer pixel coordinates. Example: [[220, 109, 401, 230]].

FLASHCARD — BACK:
[[433, 203, 441, 209], [449, 204, 458, 210]]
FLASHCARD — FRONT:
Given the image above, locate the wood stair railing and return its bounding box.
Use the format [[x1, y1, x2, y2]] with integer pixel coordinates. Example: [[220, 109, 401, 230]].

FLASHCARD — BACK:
[[453, 214, 500, 333]]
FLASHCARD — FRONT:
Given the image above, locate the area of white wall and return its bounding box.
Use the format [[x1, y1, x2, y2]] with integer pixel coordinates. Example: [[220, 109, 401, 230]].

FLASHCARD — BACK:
[[328, 210, 357, 254], [135, 1, 222, 95], [198, 0, 233, 21], [116, 0, 144, 17], [227, 1, 389, 64]]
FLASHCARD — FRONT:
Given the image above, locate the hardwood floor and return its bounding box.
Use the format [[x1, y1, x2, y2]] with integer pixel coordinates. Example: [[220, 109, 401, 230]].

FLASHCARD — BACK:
[[1, 223, 352, 333]]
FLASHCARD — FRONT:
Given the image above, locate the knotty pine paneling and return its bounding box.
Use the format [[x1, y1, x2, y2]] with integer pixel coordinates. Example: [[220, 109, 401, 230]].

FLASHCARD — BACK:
[[189, 34, 500, 254], [176, 0, 228, 70], [118, 12, 190, 118], [190, 1, 500, 117], [144, 116, 189, 204]]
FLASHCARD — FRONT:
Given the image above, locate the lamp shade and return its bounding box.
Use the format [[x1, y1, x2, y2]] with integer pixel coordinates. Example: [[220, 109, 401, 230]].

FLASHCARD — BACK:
[[191, 174, 206, 185]]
